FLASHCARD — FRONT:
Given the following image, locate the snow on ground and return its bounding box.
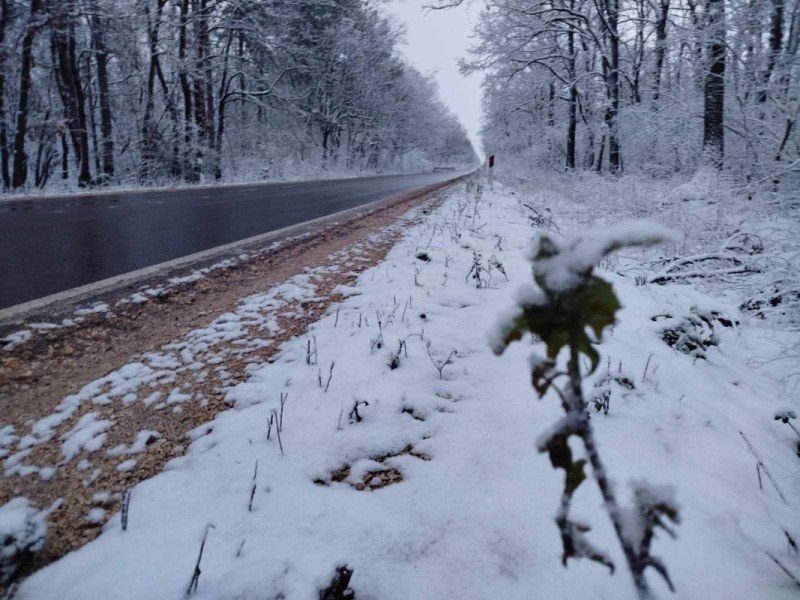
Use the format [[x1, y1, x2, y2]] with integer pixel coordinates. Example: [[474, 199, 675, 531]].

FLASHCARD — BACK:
[[0, 499, 50, 584], [14, 180, 800, 598], [0, 267, 325, 474]]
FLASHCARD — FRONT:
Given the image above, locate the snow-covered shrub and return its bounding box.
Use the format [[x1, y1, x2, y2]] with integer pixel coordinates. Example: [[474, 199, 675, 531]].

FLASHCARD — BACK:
[[491, 221, 680, 597], [0, 498, 47, 585], [656, 308, 736, 359], [590, 366, 635, 415]]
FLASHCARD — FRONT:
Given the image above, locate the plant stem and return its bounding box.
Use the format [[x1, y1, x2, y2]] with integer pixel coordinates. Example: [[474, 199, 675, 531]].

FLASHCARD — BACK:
[[568, 316, 649, 598]]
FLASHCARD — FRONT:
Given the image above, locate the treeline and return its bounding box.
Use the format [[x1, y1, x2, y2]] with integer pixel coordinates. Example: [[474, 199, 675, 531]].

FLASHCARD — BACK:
[[0, 0, 476, 192], [462, 0, 798, 186]]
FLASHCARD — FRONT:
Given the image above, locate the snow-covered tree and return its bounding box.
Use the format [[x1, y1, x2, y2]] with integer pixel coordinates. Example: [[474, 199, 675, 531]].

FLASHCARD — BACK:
[[0, 0, 476, 192]]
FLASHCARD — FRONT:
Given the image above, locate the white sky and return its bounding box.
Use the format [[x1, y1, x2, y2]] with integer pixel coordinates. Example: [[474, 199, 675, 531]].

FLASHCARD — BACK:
[[381, 0, 485, 157]]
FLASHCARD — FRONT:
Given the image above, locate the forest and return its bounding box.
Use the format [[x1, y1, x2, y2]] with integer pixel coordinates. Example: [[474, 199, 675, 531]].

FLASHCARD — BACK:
[[460, 0, 798, 192], [0, 0, 477, 192]]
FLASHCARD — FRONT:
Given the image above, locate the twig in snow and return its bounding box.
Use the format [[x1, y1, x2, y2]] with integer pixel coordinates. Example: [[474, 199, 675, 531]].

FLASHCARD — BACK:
[[642, 354, 654, 382], [121, 489, 132, 531], [186, 524, 215, 596], [465, 252, 487, 288], [388, 340, 406, 370], [337, 409, 344, 431], [407, 328, 425, 342], [489, 255, 508, 281], [271, 409, 284, 455], [765, 551, 800, 588], [774, 408, 800, 439], [324, 362, 335, 393], [306, 336, 318, 366], [235, 540, 246, 559], [278, 392, 288, 431], [248, 460, 258, 511], [370, 333, 384, 354], [786, 530, 799, 554], [426, 341, 456, 380], [349, 400, 370, 423], [739, 431, 787, 502], [334, 307, 340, 328]]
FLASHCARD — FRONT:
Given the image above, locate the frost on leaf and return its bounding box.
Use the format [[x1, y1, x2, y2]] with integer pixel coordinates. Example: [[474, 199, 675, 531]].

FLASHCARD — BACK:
[[494, 222, 675, 393]]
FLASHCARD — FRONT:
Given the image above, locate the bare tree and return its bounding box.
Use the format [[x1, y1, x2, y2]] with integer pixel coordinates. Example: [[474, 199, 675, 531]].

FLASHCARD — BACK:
[[703, 0, 726, 166], [11, 0, 44, 189]]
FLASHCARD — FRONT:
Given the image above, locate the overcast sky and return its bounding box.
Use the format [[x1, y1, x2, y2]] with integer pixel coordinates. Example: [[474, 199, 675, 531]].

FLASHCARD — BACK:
[[381, 0, 485, 158]]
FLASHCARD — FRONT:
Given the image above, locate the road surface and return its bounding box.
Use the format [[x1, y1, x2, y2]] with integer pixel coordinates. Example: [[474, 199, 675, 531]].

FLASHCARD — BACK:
[[0, 171, 464, 309]]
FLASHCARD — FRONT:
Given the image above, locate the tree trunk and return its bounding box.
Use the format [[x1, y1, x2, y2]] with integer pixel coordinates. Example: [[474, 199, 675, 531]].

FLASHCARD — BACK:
[[179, 0, 195, 181], [703, 0, 726, 167], [652, 0, 670, 103], [603, 0, 622, 173], [200, 0, 215, 154], [60, 128, 68, 180], [631, 0, 645, 104], [0, 0, 10, 190], [686, 0, 705, 92], [566, 21, 577, 170], [141, 0, 166, 180], [214, 30, 236, 180], [11, 0, 44, 189], [86, 55, 101, 175], [52, 14, 92, 186], [756, 0, 784, 103], [595, 133, 606, 172], [89, 3, 115, 179]]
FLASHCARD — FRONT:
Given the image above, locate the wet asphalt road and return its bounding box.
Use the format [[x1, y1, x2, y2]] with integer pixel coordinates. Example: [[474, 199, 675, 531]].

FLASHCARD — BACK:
[[0, 171, 463, 309]]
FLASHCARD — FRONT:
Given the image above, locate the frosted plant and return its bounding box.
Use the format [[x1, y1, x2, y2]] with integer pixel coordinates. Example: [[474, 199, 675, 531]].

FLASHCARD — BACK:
[[491, 221, 681, 597]]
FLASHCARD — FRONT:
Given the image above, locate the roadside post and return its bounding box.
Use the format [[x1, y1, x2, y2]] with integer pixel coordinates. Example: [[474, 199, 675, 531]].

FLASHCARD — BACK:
[[488, 155, 495, 189]]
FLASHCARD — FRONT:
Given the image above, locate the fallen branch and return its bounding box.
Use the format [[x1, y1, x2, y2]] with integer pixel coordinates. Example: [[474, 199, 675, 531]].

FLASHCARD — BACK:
[[739, 431, 787, 503], [186, 524, 215, 596], [649, 266, 754, 284]]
